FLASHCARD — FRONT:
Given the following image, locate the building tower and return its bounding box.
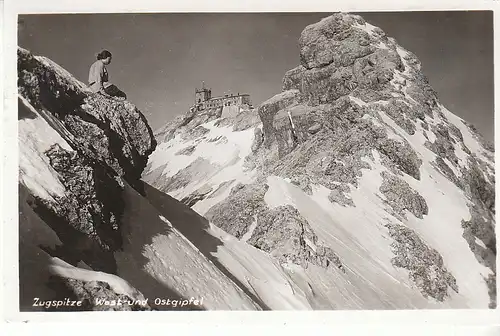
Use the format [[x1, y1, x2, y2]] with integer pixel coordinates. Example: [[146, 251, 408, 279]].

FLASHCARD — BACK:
[[195, 81, 212, 104]]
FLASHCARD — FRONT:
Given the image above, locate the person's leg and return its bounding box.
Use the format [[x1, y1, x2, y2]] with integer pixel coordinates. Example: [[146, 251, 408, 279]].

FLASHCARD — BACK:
[[103, 83, 127, 99]]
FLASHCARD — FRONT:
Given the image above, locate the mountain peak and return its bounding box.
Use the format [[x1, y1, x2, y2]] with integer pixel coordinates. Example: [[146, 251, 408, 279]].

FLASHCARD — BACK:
[[145, 13, 495, 309]]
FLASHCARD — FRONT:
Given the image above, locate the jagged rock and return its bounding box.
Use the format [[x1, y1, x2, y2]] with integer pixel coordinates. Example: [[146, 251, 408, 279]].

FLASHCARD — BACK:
[[282, 66, 307, 91], [380, 99, 417, 135], [205, 183, 268, 238], [231, 108, 261, 131], [18, 48, 156, 265], [424, 124, 460, 168], [385, 222, 459, 301], [38, 143, 124, 252], [48, 277, 152, 311], [180, 185, 214, 207], [206, 135, 228, 144], [432, 157, 461, 188], [249, 205, 317, 267], [258, 89, 300, 147], [17, 47, 157, 253], [175, 145, 196, 156], [289, 174, 314, 195], [315, 245, 345, 272], [327, 183, 355, 207], [378, 138, 422, 180], [18, 48, 156, 184], [299, 65, 358, 105], [183, 125, 210, 141], [249, 205, 345, 272], [464, 157, 495, 212], [299, 14, 377, 69], [379, 171, 428, 219], [250, 128, 264, 154], [461, 205, 496, 269], [206, 183, 345, 272]]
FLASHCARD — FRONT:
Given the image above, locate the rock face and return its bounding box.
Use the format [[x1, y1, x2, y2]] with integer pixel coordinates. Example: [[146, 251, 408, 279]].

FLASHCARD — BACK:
[[144, 13, 495, 309], [18, 47, 159, 309], [18, 47, 156, 254], [18, 49, 156, 184]]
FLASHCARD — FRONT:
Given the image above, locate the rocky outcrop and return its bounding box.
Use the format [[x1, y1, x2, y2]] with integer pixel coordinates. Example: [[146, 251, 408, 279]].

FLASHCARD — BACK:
[[249, 205, 345, 272], [379, 171, 428, 219], [18, 47, 157, 310], [18, 47, 156, 253], [180, 185, 214, 207], [205, 183, 268, 237], [385, 222, 459, 301], [243, 13, 493, 306], [48, 277, 152, 311], [18, 48, 156, 184], [175, 145, 196, 156], [205, 183, 344, 272]]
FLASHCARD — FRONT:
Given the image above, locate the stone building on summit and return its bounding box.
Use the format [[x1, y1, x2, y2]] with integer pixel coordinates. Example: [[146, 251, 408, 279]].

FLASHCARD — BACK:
[[194, 81, 252, 110]]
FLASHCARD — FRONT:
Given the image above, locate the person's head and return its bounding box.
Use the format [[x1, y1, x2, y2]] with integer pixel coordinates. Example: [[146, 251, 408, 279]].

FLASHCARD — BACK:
[[96, 50, 112, 65]]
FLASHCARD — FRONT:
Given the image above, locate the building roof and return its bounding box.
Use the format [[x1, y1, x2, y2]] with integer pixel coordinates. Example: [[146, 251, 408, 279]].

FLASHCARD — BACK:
[[208, 94, 250, 100]]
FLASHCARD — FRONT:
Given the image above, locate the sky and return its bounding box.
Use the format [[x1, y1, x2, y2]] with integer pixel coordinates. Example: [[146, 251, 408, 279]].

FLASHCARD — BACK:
[[18, 11, 494, 141]]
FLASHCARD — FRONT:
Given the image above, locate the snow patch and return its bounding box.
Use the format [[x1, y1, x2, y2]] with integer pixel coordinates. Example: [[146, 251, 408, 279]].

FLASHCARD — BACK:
[[349, 95, 368, 107], [287, 111, 296, 129], [475, 238, 487, 249], [443, 158, 462, 178], [362, 114, 384, 129], [353, 21, 380, 37], [376, 41, 389, 50], [18, 96, 73, 201], [241, 216, 258, 242], [49, 257, 144, 301], [147, 135, 198, 175], [147, 118, 258, 202], [208, 224, 313, 310], [426, 130, 437, 143], [440, 104, 493, 166], [376, 110, 407, 142]]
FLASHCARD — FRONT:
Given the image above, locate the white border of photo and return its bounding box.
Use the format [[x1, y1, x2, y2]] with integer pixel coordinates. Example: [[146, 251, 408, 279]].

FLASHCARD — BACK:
[[2, 0, 499, 333]]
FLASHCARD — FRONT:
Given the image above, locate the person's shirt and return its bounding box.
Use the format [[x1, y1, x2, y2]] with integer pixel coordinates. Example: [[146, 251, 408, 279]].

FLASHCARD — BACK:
[[88, 60, 109, 93]]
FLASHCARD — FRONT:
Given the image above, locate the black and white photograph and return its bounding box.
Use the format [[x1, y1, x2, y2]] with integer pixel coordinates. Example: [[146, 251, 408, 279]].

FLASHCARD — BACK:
[[9, 8, 497, 315]]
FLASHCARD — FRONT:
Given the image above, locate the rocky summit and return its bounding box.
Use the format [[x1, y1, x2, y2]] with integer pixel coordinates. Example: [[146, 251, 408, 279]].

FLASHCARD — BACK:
[[18, 13, 495, 311], [144, 13, 495, 309]]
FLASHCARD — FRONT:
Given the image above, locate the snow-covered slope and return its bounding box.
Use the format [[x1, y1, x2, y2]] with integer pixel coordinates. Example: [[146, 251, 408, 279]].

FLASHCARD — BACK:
[[18, 97, 151, 311], [143, 13, 496, 309]]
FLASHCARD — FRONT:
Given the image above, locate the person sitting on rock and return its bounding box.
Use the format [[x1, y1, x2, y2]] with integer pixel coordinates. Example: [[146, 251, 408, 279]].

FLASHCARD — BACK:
[[88, 50, 127, 99]]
